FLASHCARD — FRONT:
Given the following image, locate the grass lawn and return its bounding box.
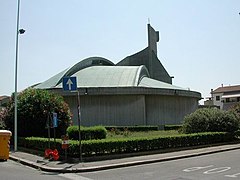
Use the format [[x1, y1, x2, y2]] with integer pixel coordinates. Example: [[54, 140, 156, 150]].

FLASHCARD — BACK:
[[106, 130, 181, 140]]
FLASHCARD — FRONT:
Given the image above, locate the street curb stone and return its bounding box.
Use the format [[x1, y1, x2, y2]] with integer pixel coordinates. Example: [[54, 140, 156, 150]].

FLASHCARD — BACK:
[[9, 144, 240, 173]]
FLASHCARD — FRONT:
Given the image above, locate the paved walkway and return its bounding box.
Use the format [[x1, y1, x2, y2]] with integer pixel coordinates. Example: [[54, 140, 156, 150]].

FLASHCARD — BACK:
[[9, 143, 240, 173]]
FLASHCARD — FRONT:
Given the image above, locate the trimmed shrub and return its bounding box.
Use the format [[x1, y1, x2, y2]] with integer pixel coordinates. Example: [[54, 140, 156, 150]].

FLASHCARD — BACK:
[[105, 125, 183, 132], [105, 126, 158, 132], [182, 108, 240, 134], [67, 126, 107, 140], [164, 125, 183, 131], [18, 132, 236, 158]]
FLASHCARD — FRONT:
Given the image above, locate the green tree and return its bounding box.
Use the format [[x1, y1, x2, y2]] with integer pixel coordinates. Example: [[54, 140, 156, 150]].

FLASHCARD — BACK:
[[3, 88, 72, 137], [182, 108, 240, 134]]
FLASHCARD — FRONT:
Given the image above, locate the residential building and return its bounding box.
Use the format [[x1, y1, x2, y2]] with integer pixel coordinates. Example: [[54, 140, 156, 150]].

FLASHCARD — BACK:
[[211, 85, 240, 110]]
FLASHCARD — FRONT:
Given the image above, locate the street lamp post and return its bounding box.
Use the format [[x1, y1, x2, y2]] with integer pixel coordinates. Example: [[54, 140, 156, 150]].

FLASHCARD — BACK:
[[14, 0, 25, 151]]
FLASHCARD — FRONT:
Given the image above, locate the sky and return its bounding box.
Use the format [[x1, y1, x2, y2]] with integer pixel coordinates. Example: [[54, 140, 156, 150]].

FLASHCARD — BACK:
[[1, 0, 240, 104]]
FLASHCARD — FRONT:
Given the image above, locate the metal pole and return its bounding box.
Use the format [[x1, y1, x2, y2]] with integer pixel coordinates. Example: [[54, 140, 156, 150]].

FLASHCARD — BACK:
[[77, 90, 82, 162], [14, 0, 21, 152], [47, 113, 51, 149]]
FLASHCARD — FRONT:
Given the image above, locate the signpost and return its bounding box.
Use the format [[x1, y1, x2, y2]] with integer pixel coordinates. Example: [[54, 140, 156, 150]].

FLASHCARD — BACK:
[[62, 76, 82, 162], [52, 112, 57, 146], [61, 135, 69, 160], [63, 77, 77, 91], [47, 112, 58, 149], [53, 112, 58, 128]]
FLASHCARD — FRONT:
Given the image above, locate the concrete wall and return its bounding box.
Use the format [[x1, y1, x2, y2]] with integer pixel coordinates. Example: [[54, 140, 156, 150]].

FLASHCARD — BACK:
[[117, 47, 172, 84], [145, 95, 198, 125], [65, 95, 146, 126], [64, 93, 199, 126]]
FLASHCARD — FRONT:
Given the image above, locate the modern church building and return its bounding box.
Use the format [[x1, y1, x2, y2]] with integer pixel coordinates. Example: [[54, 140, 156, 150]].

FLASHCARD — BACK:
[[35, 24, 201, 126]]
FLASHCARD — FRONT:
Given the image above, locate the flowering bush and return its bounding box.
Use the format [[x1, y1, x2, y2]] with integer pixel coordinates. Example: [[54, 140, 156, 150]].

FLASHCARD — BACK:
[[3, 88, 72, 137]]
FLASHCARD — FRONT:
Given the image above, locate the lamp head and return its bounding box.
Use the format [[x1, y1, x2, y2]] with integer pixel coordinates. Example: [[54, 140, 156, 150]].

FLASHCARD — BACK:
[[19, 29, 25, 34]]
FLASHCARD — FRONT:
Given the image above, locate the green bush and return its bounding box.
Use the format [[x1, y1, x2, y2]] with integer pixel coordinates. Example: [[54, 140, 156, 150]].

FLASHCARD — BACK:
[[164, 125, 183, 131], [3, 88, 72, 137], [105, 126, 158, 132], [67, 126, 107, 140], [182, 108, 240, 134], [18, 132, 236, 158], [105, 125, 183, 132], [230, 103, 240, 117]]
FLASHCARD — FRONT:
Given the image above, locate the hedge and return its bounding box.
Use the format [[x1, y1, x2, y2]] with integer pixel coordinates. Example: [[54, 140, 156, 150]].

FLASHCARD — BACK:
[[105, 125, 182, 132], [18, 132, 236, 158], [67, 126, 107, 140], [105, 126, 159, 132], [164, 125, 183, 131]]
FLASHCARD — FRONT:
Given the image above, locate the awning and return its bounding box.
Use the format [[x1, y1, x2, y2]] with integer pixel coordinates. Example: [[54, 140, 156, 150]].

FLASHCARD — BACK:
[[222, 94, 240, 99]]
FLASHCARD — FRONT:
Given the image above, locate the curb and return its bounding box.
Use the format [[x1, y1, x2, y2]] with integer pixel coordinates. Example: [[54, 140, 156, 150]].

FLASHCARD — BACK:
[[9, 145, 240, 173]]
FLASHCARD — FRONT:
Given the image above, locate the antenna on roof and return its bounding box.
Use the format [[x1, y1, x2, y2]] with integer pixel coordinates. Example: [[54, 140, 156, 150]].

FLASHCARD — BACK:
[[148, 18, 151, 24]]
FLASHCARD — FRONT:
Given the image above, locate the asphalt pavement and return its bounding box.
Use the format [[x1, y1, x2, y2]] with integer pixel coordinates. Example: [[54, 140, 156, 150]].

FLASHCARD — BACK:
[[9, 143, 240, 173]]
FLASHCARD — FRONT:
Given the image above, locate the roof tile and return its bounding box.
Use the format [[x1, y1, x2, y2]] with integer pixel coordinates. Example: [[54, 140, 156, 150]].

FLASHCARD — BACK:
[[212, 85, 240, 94]]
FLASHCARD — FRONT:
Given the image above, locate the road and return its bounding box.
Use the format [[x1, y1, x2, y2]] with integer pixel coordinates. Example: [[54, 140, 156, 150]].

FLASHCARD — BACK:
[[78, 149, 240, 180], [2, 149, 240, 180], [0, 159, 78, 180]]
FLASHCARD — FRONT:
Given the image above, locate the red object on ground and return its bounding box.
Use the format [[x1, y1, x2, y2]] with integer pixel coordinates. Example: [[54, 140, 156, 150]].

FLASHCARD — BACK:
[[52, 149, 59, 161], [44, 149, 59, 161], [44, 149, 52, 158]]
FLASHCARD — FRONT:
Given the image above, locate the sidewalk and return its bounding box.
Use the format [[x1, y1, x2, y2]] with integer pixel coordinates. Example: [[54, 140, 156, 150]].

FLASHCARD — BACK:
[[9, 143, 240, 173]]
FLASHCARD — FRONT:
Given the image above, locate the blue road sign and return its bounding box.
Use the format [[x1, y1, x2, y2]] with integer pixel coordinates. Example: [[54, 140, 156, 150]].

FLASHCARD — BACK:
[[63, 76, 77, 91], [53, 112, 58, 128]]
